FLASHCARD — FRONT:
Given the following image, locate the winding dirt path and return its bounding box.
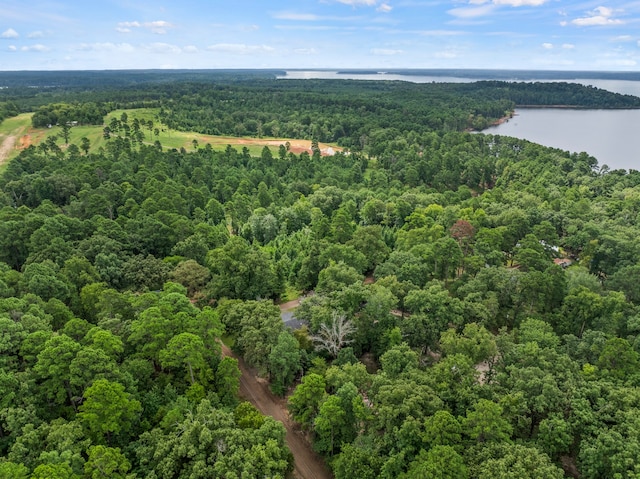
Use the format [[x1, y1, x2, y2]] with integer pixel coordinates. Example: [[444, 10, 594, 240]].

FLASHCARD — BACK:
[[0, 134, 16, 167], [220, 343, 333, 479]]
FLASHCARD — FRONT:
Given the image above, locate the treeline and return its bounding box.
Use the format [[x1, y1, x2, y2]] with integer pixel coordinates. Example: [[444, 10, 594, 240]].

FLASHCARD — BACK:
[[4, 73, 640, 143], [154, 79, 515, 141], [465, 80, 640, 108], [0, 71, 281, 114], [31, 102, 109, 128], [147, 80, 640, 146], [1, 104, 640, 477], [0, 69, 284, 90], [0, 101, 19, 123]]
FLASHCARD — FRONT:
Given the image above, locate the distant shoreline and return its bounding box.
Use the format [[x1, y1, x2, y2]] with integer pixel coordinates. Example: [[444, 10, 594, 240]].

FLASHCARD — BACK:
[[492, 113, 514, 126], [333, 69, 640, 82], [516, 104, 640, 109]]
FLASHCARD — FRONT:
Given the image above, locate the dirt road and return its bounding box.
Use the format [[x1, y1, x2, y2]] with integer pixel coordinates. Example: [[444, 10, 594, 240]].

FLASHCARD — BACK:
[[0, 134, 16, 166], [220, 343, 333, 479]]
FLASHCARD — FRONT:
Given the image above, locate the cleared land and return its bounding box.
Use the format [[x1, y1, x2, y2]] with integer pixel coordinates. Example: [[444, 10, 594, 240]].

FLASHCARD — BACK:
[[0, 113, 39, 171], [0, 109, 341, 168]]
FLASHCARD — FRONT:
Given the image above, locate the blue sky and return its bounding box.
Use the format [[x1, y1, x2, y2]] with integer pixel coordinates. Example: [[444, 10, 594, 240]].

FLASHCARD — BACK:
[[1, 0, 639, 71]]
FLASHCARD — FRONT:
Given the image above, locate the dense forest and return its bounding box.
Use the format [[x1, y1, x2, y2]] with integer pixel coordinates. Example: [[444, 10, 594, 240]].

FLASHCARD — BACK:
[[1, 72, 640, 478], [4, 70, 640, 137]]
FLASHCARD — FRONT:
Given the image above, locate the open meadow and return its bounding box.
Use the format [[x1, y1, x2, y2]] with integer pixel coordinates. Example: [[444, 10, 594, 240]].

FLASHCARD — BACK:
[[0, 108, 341, 173]]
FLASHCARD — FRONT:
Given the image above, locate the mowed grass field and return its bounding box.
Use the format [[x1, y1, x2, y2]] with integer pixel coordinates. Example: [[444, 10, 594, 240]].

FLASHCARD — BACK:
[[0, 108, 341, 173]]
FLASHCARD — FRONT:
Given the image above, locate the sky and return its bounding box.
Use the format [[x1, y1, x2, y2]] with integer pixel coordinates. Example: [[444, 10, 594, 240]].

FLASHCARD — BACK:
[[1, 0, 639, 71]]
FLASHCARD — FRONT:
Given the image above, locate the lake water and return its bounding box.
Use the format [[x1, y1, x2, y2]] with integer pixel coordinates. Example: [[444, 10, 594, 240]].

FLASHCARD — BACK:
[[279, 71, 640, 171], [484, 109, 640, 171], [279, 70, 476, 84]]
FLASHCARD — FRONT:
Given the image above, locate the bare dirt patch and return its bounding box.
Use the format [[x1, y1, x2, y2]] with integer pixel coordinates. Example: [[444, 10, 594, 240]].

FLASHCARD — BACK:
[[205, 137, 340, 157], [18, 134, 31, 149], [220, 343, 333, 479], [475, 360, 491, 384], [279, 298, 304, 311]]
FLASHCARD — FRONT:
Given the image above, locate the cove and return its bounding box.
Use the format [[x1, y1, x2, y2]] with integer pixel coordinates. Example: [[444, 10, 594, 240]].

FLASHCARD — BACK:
[[483, 108, 640, 172]]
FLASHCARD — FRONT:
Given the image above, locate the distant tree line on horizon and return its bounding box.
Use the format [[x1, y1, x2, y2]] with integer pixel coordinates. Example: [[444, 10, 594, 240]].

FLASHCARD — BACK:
[[1, 72, 638, 145]]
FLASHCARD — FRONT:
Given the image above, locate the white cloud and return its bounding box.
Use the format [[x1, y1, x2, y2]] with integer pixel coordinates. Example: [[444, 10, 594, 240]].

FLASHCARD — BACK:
[[116, 21, 140, 33], [21, 44, 50, 52], [377, 3, 393, 12], [272, 11, 362, 22], [613, 35, 633, 42], [336, 0, 378, 5], [206, 43, 275, 54], [77, 42, 135, 53], [144, 42, 182, 54], [542, 42, 554, 49], [8, 45, 17, 51], [562, 43, 575, 49], [448, 0, 550, 19], [275, 25, 337, 31], [28, 31, 44, 38], [419, 30, 466, 36], [448, 4, 495, 18], [571, 6, 623, 26], [1, 28, 19, 39], [116, 20, 174, 34], [147, 21, 171, 27], [183, 45, 198, 53], [145, 20, 173, 34], [493, 0, 548, 6], [273, 12, 320, 20], [371, 48, 403, 55], [118, 21, 141, 29]]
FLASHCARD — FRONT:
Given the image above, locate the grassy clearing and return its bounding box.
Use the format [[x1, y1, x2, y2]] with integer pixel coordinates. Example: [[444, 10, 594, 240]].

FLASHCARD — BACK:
[[0, 113, 32, 136], [104, 109, 337, 156], [0, 108, 340, 164]]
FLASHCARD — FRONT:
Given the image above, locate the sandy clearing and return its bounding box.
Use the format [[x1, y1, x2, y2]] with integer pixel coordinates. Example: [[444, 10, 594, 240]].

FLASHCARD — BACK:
[[19, 134, 31, 149], [202, 137, 340, 156]]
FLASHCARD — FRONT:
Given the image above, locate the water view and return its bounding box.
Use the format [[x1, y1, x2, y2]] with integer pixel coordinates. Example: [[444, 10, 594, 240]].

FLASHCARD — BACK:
[[280, 71, 640, 170], [278, 70, 640, 95], [485, 109, 640, 171]]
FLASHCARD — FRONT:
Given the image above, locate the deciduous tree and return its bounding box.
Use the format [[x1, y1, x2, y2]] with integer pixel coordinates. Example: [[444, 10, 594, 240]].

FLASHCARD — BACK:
[[78, 379, 141, 444], [311, 312, 356, 358]]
